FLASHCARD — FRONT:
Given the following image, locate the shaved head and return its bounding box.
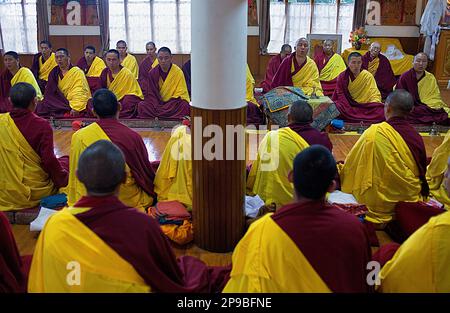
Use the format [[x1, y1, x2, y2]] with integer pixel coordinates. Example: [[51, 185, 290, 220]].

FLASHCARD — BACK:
[[414, 52, 428, 62], [77, 140, 126, 195], [288, 100, 313, 124], [385, 89, 414, 117]]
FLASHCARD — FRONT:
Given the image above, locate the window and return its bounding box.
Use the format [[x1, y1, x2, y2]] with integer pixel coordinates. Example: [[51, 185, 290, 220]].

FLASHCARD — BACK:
[[268, 0, 355, 53], [0, 0, 37, 53], [109, 0, 191, 54]]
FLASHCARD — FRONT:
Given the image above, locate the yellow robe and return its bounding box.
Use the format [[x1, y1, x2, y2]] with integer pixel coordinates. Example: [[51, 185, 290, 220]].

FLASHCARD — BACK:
[[66, 122, 153, 212], [247, 127, 309, 208], [121, 54, 139, 79], [246, 64, 258, 105], [367, 57, 380, 76], [86, 56, 106, 77], [11, 67, 43, 101], [154, 125, 192, 208], [223, 214, 331, 292], [28, 207, 150, 293], [0, 114, 56, 211], [348, 69, 382, 103], [426, 131, 450, 209], [340, 122, 423, 224], [319, 53, 347, 82], [152, 58, 159, 68], [159, 64, 190, 103], [58, 67, 91, 112], [418, 71, 450, 117], [292, 56, 324, 97], [38, 53, 57, 81], [107, 67, 144, 100], [378, 211, 450, 292]]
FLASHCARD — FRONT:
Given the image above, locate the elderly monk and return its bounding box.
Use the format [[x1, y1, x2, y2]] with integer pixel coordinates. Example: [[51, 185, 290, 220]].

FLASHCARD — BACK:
[[137, 47, 190, 120], [36, 48, 91, 117], [247, 100, 332, 208], [29, 140, 229, 293], [271, 38, 323, 97], [332, 52, 384, 123], [260, 44, 292, 93], [362, 42, 396, 100], [0, 51, 42, 113], [97, 49, 144, 118], [0, 83, 68, 211], [76, 45, 106, 94], [116, 40, 139, 79], [340, 90, 428, 225], [67, 89, 154, 212], [31, 40, 58, 93], [314, 40, 346, 97], [225, 146, 372, 293], [138, 41, 159, 96], [396, 52, 450, 125]]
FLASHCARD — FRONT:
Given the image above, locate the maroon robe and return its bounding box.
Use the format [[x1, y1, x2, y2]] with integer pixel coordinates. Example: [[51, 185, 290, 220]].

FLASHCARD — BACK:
[[396, 68, 449, 125], [260, 54, 282, 93], [272, 200, 372, 292], [289, 122, 333, 152], [137, 64, 190, 120], [10, 108, 69, 188], [0, 69, 13, 113], [74, 195, 230, 292], [331, 68, 385, 123], [31, 52, 49, 94], [96, 118, 156, 198], [138, 55, 157, 97], [98, 67, 141, 118], [76, 57, 103, 94], [182, 59, 191, 97], [271, 52, 306, 89], [372, 243, 401, 268], [0, 212, 32, 293], [314, 50, 340, 97], [361, 53, 396, 100]]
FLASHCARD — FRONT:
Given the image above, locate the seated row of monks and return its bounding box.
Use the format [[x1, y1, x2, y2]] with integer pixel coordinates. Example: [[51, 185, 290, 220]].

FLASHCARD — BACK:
[[0, 83, 449, 292]]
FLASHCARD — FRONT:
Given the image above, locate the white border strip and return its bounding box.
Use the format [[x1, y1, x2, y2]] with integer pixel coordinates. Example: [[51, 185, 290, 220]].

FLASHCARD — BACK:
[[49, 25, 100, 36]]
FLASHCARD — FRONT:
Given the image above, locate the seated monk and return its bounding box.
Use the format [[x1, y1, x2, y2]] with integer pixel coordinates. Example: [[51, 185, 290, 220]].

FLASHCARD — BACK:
[[246, 64, 264, 125], [247, 100, 332, 208], [182, 59, 191, 97], [36, 48, 91, 118], [224, 146, 372, 293], [154, 124, 193, 208], [30, 40, 57, 94], [28, 140, 230, 292], [260, 44, 292, 93], [378, 161, 450, 292], [0, 211, 31, 292], [0, 51, 43, 113], [76, 45, 106, 94], [427, 131, 450, 208], [332, 52, 385, 123], [271, 38, 323, 97], [138, 41, 159, 96], [117, 40, 139, 79], [340, 90, 428, 225], [0, 83, 68, 211], [137, 47, 190, 120], [362, 42, 396, 100], [396, 52, 450, 125], [98, 49, 144, 118], [67, 89, 154, 212], [314, 39, 346, 97]]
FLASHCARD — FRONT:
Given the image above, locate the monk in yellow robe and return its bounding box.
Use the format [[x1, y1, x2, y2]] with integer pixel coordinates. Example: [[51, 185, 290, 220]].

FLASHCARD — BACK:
[[0, 83, 68, 211], [271, 37, 323, 97], [67, 89, 154, 212], [117, 40, 139, 79], [396, 52, 450, 125], [0, 51, 43, 113], [29, 140, 229, 293], [246, 64, 264, 125], [31, 40, 58, 94], [427, 131, 450, 208], [154, 124, 192, 208], [225, 146, 372, 292], [314, 39, 346, 97], [36, 48, 91, 118], [76, 45, 106, 94], [260, 44, 292, 93], [340, 90, 427, 225]]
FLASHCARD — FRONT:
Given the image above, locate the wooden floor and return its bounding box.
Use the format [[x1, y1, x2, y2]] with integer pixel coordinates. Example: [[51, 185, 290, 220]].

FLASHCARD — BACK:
[[11, 127, 447, 266]]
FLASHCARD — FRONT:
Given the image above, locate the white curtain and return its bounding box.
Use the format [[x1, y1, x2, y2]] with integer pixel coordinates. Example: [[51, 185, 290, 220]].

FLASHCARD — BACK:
[[109, 0, 191, 54], [0, 0, 37, 53]]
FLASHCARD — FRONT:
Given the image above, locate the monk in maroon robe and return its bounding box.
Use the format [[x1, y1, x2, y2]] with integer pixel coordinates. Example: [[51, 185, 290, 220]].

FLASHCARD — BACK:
[[182, 59, 191, 97], [138, 41, 158, 96], [76, 45, 105, 94], [260, 44, 292, 93], [0, 65, 14, 113], [361, 42, 396, 100], [30, 40, 55, 94]]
